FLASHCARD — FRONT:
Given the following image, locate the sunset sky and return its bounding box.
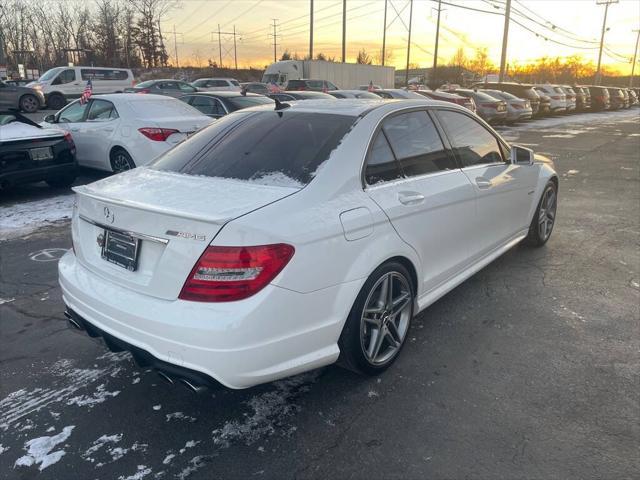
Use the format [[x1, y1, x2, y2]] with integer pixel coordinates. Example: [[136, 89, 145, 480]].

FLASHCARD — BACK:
[[163, 0, 640, 73]]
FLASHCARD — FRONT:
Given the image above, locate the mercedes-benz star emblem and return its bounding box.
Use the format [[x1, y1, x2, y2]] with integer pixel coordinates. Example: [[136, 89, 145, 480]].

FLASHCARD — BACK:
[[104, 206, 115, 224]]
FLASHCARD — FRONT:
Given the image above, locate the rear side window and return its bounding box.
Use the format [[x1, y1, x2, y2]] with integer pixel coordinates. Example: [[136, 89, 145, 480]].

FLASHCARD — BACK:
[[151, 111, 356, 187], [87, 100, 118, 121], [81, 69, 129, 80], [437, 110, 504, 167], [365, 133, 402, 185], [187, 96, 224, 116], [382, 111, 455, 177]]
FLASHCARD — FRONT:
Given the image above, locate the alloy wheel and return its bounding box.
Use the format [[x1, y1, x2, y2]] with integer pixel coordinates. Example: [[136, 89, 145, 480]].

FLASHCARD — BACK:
[[21, 96, 38, 113], [538, 186, 557, 241], [360, 272, 412, 366], [112, 153, 133, 173]]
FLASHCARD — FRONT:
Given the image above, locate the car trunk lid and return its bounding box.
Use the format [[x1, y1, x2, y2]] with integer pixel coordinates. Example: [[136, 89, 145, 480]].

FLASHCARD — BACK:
[[72, 167, 298, 300]]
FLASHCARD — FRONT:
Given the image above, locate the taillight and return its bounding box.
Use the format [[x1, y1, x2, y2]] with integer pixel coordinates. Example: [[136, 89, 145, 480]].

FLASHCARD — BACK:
[[179, 244, 295, 302], [138, 88, 150, 94], [63, 131, 76, 153], [481, 103, 498, 109], [138, 127, 179, 141]]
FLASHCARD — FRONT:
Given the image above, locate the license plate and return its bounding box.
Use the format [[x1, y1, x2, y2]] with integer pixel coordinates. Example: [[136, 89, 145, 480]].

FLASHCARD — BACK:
[[101, 229, 140, 271], [30, 147, 53, 161]]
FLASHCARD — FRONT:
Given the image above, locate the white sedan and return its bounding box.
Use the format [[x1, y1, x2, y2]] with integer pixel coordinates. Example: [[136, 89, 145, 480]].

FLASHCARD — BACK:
[[59, 99, 558, 390], [42, 94, 212, 173]]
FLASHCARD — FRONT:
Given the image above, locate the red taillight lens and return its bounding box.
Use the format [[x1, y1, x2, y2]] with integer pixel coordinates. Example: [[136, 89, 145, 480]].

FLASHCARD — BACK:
[[138, 127, 179, 141], [179, 244, 295, 302], [63, 131, 76, 153], [481, 103, 498, 109], [137, 88, 150, 94]]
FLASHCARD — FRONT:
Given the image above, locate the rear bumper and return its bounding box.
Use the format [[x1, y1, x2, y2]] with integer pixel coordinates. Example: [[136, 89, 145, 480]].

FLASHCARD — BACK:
[[59, 251, 361, 389], [0, 162, 76, 187]]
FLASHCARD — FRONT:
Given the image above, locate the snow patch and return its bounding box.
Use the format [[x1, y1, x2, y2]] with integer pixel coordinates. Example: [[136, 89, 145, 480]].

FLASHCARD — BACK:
[[0, 444, 9, 454], [66, 383, 120, 407], [162, 453, 176, 465], [0, 297, 15, 305], [211, 371, 318, 448], [83, 433, 123, 458], [152, 404, 162, 411], [165, 412, 196, 423], [0, 194, 75, 240], [542, 133, 575, 138], [14, 425, 74, 471], [176, 456, 209, 480], [118, 464, 152, 480]]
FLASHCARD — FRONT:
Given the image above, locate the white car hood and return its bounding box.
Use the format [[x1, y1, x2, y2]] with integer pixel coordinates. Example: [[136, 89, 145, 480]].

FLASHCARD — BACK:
[[0, 122, 64, 142]]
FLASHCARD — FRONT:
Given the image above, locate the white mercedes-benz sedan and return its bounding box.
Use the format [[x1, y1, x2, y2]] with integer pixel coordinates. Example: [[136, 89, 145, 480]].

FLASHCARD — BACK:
[[42, 94, 212, 173], [59, 99, 558, 390]]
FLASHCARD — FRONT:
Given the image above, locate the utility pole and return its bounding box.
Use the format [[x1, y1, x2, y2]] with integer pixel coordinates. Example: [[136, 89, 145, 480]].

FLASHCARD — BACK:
[[405, 0, 413, 87], [269, 19, 279, 62], [171, 25, 183, 68], [498, 0, 511, 82], [342, 0, 347, 62], [432, 0, 442, 88], [595, 0, 618, 85], [382, 0, 387, 66], [629, 29, 639, 87], [218, 24, 223, 67], [233, 25, 238, 71], [309, 0, 314, 60], [210, 26, 240, 69]]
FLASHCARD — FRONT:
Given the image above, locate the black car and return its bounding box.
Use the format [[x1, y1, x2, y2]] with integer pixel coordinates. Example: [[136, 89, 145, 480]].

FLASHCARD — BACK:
[[240, 82, 270, 95], [179, 91, 275, 118], [285, 79, 339, 91], [267, 91, 337, 102], [587, 86, 610, 111], [0, 111, 77, 189]]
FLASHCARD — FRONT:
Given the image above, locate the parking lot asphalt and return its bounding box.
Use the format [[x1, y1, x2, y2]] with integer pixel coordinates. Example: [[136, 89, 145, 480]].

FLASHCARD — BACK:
[[1, 111, 639, 479]]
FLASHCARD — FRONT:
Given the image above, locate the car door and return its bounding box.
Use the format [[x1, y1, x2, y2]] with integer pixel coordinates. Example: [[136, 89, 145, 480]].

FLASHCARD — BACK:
[[364, 109, 478, 294], [51, 68, 79, 98], [157, 82, 180, 97], [81, 99, 121, 169], [54, 100, 91, 165], [0, 81, 19, 109], [436, 109, 538, 252]]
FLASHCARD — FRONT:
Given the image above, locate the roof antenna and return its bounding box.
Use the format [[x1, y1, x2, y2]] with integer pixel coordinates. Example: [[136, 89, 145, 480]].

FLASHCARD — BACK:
[[274, 97, 290, 111]]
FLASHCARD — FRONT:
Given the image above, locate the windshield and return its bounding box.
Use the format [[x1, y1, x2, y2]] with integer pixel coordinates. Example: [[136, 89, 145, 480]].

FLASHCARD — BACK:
[[150, 111, 356, 187], [228, 96, 275, 110], [39, 67, 63, 82]]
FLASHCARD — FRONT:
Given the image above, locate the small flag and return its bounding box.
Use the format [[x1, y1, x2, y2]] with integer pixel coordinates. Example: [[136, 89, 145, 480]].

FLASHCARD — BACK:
[[367, 81, 374, 92], [267, 81, 281, 94], [80, 78, 92, 104]]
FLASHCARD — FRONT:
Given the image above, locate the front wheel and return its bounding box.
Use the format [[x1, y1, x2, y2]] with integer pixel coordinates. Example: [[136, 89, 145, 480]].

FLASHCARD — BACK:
[[338, 262, 415, 375], [20, 94, 39, 113], [526, 181, 557, 247]]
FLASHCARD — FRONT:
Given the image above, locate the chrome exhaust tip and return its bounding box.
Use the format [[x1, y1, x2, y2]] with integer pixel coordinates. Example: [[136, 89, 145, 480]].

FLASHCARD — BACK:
[[179, 378, 206, 394], [157, 371, 174, 385], [65, 311, 83, 330]]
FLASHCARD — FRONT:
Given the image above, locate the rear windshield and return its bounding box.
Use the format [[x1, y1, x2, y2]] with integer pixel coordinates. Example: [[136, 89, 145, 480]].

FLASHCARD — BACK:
[[128, 99, 202, 118], [227, 95, 274, 110], [150, 111, 356, 187]]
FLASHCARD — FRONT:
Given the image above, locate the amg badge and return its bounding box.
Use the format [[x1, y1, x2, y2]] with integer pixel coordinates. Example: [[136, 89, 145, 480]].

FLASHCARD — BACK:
[[165, 230, 206, 241]]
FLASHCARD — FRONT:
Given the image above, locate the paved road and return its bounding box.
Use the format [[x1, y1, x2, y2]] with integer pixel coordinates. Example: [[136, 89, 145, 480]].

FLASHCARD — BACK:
[[1, 112, 639, 479]]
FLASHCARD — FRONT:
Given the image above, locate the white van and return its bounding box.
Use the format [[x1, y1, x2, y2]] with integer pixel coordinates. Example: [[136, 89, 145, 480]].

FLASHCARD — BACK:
[[27, 66, 135, 110], [191, 78, 241, 92]]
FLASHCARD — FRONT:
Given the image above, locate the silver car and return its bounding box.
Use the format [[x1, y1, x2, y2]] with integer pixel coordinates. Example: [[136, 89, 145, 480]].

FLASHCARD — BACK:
[[0, 80, 45, 113], [124, 79, 198, 98], [481, 89, 533, 123]]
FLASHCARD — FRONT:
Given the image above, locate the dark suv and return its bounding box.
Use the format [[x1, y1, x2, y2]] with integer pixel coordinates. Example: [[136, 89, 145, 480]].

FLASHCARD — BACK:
[[574, 86, 591, 110], [471, 82, 540, 115], [587, 86, 610, 111], [285, 79, 339, 91], [607, 88, 625, 110]]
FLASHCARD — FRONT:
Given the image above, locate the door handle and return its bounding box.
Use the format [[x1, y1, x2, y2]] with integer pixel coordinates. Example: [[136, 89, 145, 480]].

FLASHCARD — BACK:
[[475, 177, 492, 189], [398, 191, 425, 205]]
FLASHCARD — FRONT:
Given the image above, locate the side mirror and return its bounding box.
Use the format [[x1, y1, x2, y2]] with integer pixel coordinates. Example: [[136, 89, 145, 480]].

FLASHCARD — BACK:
[[510, 145, 534, 165], [44, 114, 56, 123]]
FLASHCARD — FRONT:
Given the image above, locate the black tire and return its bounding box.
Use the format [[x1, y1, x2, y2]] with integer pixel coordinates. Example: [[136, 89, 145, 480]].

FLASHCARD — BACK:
[[46, 173, 76, 188], [525, 180, 558, 247], [47, 94, 66, 111], [109, 148, 136, 173], [19, 94, 39, 113], [338, 261, 415, 376]]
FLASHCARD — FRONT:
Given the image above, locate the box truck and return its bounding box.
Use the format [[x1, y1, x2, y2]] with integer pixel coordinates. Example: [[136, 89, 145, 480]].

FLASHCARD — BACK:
[[262, 60, 395, 90]]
